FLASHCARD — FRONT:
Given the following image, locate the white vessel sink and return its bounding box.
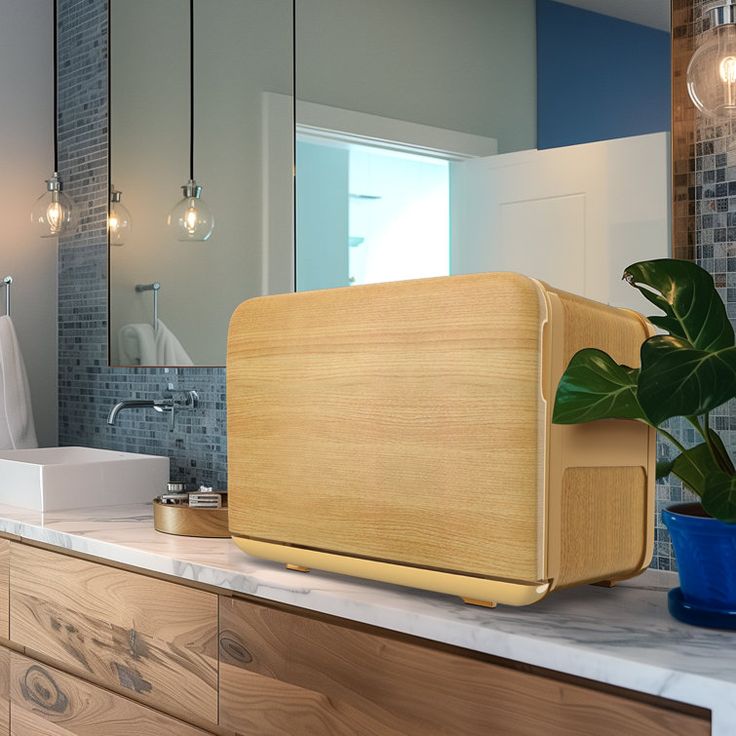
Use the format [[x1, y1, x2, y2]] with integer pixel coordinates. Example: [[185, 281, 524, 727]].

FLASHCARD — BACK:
[[0, 446, 169, 512]]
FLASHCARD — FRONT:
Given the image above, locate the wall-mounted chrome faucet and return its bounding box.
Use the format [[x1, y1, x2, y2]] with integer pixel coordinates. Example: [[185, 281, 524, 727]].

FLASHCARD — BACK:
[[107, 385, 199, 431]]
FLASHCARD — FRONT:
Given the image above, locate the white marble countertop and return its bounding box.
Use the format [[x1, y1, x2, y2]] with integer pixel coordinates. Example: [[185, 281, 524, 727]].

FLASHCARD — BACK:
[[0, 502, 733, 734]]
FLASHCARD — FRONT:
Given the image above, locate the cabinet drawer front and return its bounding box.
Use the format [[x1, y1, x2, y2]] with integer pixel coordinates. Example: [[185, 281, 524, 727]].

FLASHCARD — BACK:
[[9, 652, 213, 735], [219, 597, 710, 736], [9, 544, 218, 726]]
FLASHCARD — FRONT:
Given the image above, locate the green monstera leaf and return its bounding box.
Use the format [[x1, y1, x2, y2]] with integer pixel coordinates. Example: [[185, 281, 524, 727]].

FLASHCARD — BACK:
[[637, 335, 736, 425], [656, 458, 675, 479], [552, 348, 648, 424], [551, 258, 736, 522], [623, 259, 734, 351], [703, 473, 736, 522], [663, 435, 735, 496]]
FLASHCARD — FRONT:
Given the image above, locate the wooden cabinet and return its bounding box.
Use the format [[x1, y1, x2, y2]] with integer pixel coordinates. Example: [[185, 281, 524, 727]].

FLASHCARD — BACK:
[[0, 538, 709, 736], [9, 544, 218, 727], [219, 597, 710, 736], [9, 652, 213, 735]]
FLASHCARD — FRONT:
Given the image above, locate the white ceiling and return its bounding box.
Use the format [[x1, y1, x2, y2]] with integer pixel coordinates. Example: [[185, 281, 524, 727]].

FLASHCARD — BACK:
[[554, 0, 671, 32]]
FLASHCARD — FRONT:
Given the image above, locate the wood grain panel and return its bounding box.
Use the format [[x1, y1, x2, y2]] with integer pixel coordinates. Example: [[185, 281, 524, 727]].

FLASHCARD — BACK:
[[0, 541, 8, 641], [0, 647, 8, 736], [9, 544, 218, 726], [228, 273, 546, 581], [219, 597, 710, 736], [558, 467, 648, 587], [554, 287, 648, 368], [543, 287, 655, 585], [9, 653, 213, 736]]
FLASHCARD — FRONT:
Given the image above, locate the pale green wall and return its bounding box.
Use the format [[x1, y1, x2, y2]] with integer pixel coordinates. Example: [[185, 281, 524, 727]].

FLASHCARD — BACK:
[[110, 0, 537, 364], [297, 0, 537, 153], [110, 0, 293, 365]]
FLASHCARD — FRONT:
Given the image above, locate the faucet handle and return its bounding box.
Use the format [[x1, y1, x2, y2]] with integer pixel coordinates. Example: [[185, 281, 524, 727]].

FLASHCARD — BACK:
[[172, 389, 199, 409], [162, 389, 199, 431]]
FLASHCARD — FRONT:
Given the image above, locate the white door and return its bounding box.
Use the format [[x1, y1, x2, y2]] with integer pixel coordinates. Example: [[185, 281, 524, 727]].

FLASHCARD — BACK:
[[450, 132, 670, 313]]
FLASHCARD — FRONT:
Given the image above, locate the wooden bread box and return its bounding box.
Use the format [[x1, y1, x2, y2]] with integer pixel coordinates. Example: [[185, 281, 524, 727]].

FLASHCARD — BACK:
[[226, 273, 655, 607]]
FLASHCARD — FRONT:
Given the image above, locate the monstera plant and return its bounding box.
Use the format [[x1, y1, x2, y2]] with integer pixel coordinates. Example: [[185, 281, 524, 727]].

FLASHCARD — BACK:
[[553, 258, 736, 521], [553, 258, 736, 627]]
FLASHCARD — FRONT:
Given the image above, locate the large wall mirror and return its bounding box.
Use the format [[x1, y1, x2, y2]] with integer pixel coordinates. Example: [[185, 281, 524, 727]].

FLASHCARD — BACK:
[[109, 0, 672, 367]]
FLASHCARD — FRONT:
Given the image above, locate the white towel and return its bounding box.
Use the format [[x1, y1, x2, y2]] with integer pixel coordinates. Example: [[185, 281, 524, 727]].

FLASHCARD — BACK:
[[154, 320, 193, 366], [0, 316, 38, 450], [118, 323, 157, 366]]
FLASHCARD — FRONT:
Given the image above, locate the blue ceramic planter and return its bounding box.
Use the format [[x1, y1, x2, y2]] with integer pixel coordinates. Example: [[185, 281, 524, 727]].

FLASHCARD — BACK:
[[663, 503, 736, 629]]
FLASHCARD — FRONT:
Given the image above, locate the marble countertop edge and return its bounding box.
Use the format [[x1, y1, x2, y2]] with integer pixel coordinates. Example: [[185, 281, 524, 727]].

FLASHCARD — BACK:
[[0, 506, 734, 734]]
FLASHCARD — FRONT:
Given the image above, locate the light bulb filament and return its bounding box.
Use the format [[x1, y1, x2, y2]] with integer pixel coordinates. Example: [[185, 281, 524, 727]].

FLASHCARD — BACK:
[[46, 200, 64, 234], [721, 56, 736, 84], [184, 201, 200, 234]]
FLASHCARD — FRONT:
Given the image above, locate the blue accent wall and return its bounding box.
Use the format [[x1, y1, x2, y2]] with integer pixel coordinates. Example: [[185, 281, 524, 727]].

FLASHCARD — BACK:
[[536, 0, 671, 150]]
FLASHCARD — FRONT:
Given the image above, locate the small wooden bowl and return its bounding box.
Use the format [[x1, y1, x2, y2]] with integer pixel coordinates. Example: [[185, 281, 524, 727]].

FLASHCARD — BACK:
[[153, 499, 230, 538]]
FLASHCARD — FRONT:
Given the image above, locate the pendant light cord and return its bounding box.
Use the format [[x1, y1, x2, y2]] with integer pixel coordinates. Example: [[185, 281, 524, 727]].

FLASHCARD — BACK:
[[189, 0, 195, 182], [53, 0, 58, 173]]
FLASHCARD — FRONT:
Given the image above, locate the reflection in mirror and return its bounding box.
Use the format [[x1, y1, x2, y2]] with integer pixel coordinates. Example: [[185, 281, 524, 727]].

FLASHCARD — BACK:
[[109, 0, 671, 367], [109, 0, 294, 366], [295, 0, 672, 315]]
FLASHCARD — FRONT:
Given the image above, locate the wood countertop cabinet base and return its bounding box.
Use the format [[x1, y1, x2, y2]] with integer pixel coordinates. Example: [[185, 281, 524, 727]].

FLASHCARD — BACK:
[[218, 597, 710, 736], [0, 539, 711, 736]]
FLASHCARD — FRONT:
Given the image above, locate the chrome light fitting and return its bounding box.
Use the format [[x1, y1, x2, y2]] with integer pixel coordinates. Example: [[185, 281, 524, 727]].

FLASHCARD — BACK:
[[687, 0, 736, 118], [31, 0, 77, 238], [108, 184, 132, 246], [167, 0, 214, 242]]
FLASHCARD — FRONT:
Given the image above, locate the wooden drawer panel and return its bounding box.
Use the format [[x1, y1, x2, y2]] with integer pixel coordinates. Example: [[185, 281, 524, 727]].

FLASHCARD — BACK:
[[9, 652, 213, 735], [0, 647, 8, 736], [0, 540, 9, 641], [219, 597, 710, 736], [9, 544, 217, 726]]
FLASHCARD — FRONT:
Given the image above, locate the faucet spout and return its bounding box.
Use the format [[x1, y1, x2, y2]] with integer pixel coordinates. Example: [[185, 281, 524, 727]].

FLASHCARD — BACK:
[[107, 399, 157, 425], [107, 388, 199, 430]]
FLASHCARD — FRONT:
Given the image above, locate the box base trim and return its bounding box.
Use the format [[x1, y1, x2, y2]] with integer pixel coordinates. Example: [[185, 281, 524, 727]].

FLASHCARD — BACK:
[[233, 536, 551, 607]]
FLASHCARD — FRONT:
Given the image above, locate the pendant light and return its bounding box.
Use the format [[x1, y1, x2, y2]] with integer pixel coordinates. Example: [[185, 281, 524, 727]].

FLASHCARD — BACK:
[[167, 0, 214, 241], [31, 0, 77, 238], [108, 184, 132, 246], [687, 0, 736, 118]]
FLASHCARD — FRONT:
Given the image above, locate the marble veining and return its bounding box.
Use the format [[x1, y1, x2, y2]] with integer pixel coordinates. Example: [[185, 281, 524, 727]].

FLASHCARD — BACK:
[[0, 502, 734, 733]]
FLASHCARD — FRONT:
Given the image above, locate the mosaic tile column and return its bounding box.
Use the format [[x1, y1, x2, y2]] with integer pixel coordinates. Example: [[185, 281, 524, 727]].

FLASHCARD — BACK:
[[653, 0, 736, 570], [57, 0, 227, 488]]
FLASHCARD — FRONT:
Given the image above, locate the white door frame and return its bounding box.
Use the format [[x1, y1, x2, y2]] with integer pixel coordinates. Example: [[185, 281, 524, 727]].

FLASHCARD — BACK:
[[262, 92, 497, 294]]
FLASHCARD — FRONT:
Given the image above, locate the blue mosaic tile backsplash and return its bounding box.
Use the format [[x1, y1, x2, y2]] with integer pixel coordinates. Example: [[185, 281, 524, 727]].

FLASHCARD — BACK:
[[57, 0, 227, 489]]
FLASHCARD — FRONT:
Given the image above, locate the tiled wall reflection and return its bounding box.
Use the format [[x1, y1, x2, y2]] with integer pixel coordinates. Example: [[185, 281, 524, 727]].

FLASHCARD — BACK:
[[57, 0, 227, 489]]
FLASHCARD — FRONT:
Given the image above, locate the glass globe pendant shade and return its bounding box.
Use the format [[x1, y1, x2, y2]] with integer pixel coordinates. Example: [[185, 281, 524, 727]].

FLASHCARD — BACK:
[[30, 173, 77, 239], [167, 179, 214, 242], [687, 22, 736, 118], [108, 186, 132, 246]]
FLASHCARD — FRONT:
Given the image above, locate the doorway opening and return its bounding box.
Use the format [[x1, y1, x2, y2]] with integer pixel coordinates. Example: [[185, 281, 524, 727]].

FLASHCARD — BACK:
[[296, 135, 450, 290]]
